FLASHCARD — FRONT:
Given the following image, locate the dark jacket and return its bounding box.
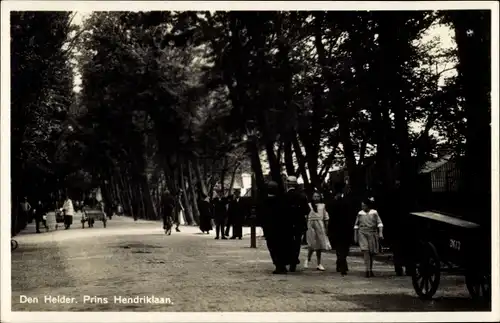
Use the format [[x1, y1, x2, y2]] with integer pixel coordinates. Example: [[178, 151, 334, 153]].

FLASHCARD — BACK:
[[327, 194, 353, 242], [212, 197, 228, 220], [283, 188, 309, 233], [258, 194, 284, 232], [227, 197, 246, 224], [161, 194, 175, 216]]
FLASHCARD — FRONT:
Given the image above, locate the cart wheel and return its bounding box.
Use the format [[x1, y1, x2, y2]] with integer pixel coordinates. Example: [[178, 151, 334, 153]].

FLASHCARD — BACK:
[[412, 241, 441, 300], [11, 239, 18, 251], [466, 271, 491, 302]]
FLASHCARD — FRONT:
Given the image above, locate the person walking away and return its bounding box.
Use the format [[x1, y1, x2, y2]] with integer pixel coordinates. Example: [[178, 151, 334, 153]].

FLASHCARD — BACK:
[[224, 194, 233, 237], [61, 194, 74, 230], [213, 194, 228, 239], [33, 200, 49, 233], [354, 197, 384, 277], [198, 193, 213, 234], [328, 182, 352, 275], [161, 190, 175, 235], [174, 190, 183, 232], [260, 181, 289, 274], [20, 197, 32, 226], [283, 176, 310, 272], [304, 191, 331, 271], [228, 189, 245, 239]]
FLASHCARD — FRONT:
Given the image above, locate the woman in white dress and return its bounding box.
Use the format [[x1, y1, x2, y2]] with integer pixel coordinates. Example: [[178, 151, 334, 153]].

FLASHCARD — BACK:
[[304, 192, 332, 271]]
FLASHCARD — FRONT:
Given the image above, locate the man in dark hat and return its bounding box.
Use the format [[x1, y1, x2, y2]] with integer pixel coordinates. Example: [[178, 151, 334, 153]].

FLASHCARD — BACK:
[[228, 188, 245, 239], [213, 191, 228, 239], [283, 176, 310, 272], [260, 181, 289, 274], [328, 182, 352, 275]]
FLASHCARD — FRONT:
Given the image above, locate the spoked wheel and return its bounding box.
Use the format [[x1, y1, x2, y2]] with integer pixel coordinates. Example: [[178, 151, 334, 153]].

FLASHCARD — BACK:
[[466, 271, 491, 302], [412, 242, 441, 299], [11, 239, 18, 251]]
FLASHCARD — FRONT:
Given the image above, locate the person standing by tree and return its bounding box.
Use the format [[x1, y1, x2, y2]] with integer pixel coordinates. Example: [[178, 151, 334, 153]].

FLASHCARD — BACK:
[[283, 176, 310, 272], [228, 189, 245, 239], [161, 190, 175, 235]]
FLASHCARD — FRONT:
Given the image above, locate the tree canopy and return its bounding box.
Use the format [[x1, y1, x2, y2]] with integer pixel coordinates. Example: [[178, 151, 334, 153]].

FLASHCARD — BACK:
[[10, 10, 492, 232]]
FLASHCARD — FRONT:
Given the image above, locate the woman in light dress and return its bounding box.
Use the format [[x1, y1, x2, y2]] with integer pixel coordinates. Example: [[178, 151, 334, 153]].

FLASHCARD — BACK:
[[304, 191, 332, 271], [60, 194, 74, 230], [354, 197, 384, 277]]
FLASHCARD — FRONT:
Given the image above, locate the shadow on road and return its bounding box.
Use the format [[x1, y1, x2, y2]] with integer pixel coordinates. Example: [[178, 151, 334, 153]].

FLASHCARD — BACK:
[[334, 293, 491, 312]]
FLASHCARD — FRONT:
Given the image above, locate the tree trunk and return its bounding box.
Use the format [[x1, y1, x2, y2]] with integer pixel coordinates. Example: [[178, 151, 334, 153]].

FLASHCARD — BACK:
[[220, 157, 228, 196], [229, 162, 240, 193], [284, 139, 295, 176], [265, 141, 284, 191], [186, 159, 200, 224], [248, 140, 266, 196], [291, 133, 311, 191], [451, 11, 491, 223], [314, 12, 361, 197], [179, 162, 194, 225], [377, 14, 415, 209], [194, 158, 208, 196]]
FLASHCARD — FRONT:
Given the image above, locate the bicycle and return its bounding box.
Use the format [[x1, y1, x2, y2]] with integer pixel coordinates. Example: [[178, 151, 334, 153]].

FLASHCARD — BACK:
[[11, 238, 18, 251]]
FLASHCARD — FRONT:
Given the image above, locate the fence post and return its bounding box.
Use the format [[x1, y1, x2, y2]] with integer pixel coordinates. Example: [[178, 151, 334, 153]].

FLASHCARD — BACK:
[[250, 204, 257, 248]]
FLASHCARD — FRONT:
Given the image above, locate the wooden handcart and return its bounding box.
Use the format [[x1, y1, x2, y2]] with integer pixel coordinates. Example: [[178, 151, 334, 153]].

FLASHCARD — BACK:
[[408, 211, 491, 302]]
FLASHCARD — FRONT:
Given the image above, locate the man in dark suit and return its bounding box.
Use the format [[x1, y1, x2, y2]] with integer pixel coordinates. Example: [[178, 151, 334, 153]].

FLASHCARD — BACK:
[[213, 193, 228, 239], [283, 176, 310, 272], [327, 182, 351, 275], [228, 189, 245, 239]]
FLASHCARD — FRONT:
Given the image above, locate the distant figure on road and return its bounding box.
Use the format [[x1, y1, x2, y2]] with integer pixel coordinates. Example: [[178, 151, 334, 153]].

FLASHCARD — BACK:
[[304, 191, 331, 271], [20, 196, 32, 225], [260, 181, 289, 274], [198, 192, 213, 234], [161, 190, 175, 235], [228, 189, 244, 239], [33, 200, 49, 233], [354, 197, 384, 278], [174, 190, 183, 232], [283, 176, 309, 272], [212, 193, 228, 239], [328, 182, 352, 276], [61, 194, 74, 230]]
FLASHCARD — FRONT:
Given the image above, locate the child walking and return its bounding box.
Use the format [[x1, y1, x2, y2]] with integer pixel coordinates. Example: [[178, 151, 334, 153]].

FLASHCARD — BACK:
[[304, 192, 331, 271], [354, 197, 384, 277]]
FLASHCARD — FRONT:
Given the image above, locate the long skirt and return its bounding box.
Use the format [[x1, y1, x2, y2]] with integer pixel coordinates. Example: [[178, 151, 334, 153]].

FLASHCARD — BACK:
[[199, 216, 213, 232], [358, 229, 380, 254], [306, 219, 332, 251], [64, 215, 73, 226]]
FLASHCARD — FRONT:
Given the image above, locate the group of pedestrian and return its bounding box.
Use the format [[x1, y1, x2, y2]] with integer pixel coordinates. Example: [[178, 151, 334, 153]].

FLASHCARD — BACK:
[[208, 189, 247, 240], [160, 189, 183, 235], [261, 176, 385, 277]]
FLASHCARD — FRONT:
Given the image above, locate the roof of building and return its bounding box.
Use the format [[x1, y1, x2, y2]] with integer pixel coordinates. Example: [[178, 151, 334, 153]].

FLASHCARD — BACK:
[[419, 154, 454, 174]]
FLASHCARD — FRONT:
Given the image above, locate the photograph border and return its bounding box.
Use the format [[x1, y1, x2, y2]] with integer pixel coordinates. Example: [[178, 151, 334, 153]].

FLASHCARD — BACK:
[[1, 1, 499, 322]]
